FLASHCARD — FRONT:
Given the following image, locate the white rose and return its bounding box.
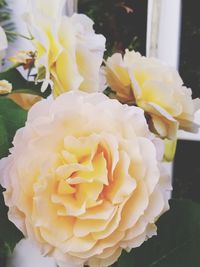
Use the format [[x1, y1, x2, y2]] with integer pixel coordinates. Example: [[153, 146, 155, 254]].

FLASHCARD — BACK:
[[25, 0, 106, 96]]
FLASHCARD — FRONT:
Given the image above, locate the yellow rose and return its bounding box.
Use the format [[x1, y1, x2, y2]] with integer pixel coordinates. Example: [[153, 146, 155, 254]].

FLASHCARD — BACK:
[[0, 80, 12, 94], [25, 0, 106, 96], [104, 50, 200, 139], [0, 92, 171, 267]]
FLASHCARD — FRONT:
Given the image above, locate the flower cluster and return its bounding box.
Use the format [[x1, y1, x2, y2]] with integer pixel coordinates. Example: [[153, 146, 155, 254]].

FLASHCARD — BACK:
[[0, 1, 199, 267]]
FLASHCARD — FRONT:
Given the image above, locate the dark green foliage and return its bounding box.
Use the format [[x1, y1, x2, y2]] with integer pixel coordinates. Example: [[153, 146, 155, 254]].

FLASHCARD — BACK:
[[173, 140, 200, 203], [175, 1, 200, 203], [0, 186, 24, 256], [0, 97, 27, 158], [112, 200, 200, 267], [0, 97, 26, 263], [180, 0, 200, 98]]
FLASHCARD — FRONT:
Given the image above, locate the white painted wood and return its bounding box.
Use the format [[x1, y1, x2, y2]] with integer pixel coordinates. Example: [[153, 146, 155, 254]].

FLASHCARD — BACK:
[[146, 0, 182, 69], [157, 0, 182, 69], [65, 0, 78, 16], [146, 0, 162, 58]]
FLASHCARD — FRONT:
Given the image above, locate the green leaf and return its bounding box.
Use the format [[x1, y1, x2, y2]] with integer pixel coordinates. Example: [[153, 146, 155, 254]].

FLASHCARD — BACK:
[[0, 97, 27, 158], [0, 186, 23, 253], [0, 115, 9, 159], [0, 98, 26, 258], [114, 199, 200, 267], [0, 68, 51, 98], [0, 241, 11, 267]]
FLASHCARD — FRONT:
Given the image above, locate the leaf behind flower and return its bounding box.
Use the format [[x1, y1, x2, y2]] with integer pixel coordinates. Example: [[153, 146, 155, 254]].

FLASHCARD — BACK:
[[0, 98, 26, 263], [0, 97, 27, 158]]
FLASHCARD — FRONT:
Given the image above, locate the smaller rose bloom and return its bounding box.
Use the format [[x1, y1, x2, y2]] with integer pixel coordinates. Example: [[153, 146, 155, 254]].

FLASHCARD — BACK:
[[25, 0, 106, 96], [104, 50, 200, 139], [0, 80, 12, 94]]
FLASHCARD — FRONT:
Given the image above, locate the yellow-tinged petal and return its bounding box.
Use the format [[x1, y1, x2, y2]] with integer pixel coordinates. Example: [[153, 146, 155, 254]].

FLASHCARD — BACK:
[[57, 179, 76, 195], [119, 180, 149, 231], [60, 235, 96, 254], [54, 50, 83, 95], [106, 151, 136, 204]]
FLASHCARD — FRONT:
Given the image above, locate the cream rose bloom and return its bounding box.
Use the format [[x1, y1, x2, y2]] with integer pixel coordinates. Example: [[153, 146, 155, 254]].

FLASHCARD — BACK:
[[104, 50, 200, 139], [25, 0, 106, 96], [0, 92, 171, 267]]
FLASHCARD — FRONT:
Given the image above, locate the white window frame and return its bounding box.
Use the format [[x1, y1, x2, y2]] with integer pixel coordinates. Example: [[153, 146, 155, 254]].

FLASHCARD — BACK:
[[146, 0, 182, 69], [65, 0, 78, 15]]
